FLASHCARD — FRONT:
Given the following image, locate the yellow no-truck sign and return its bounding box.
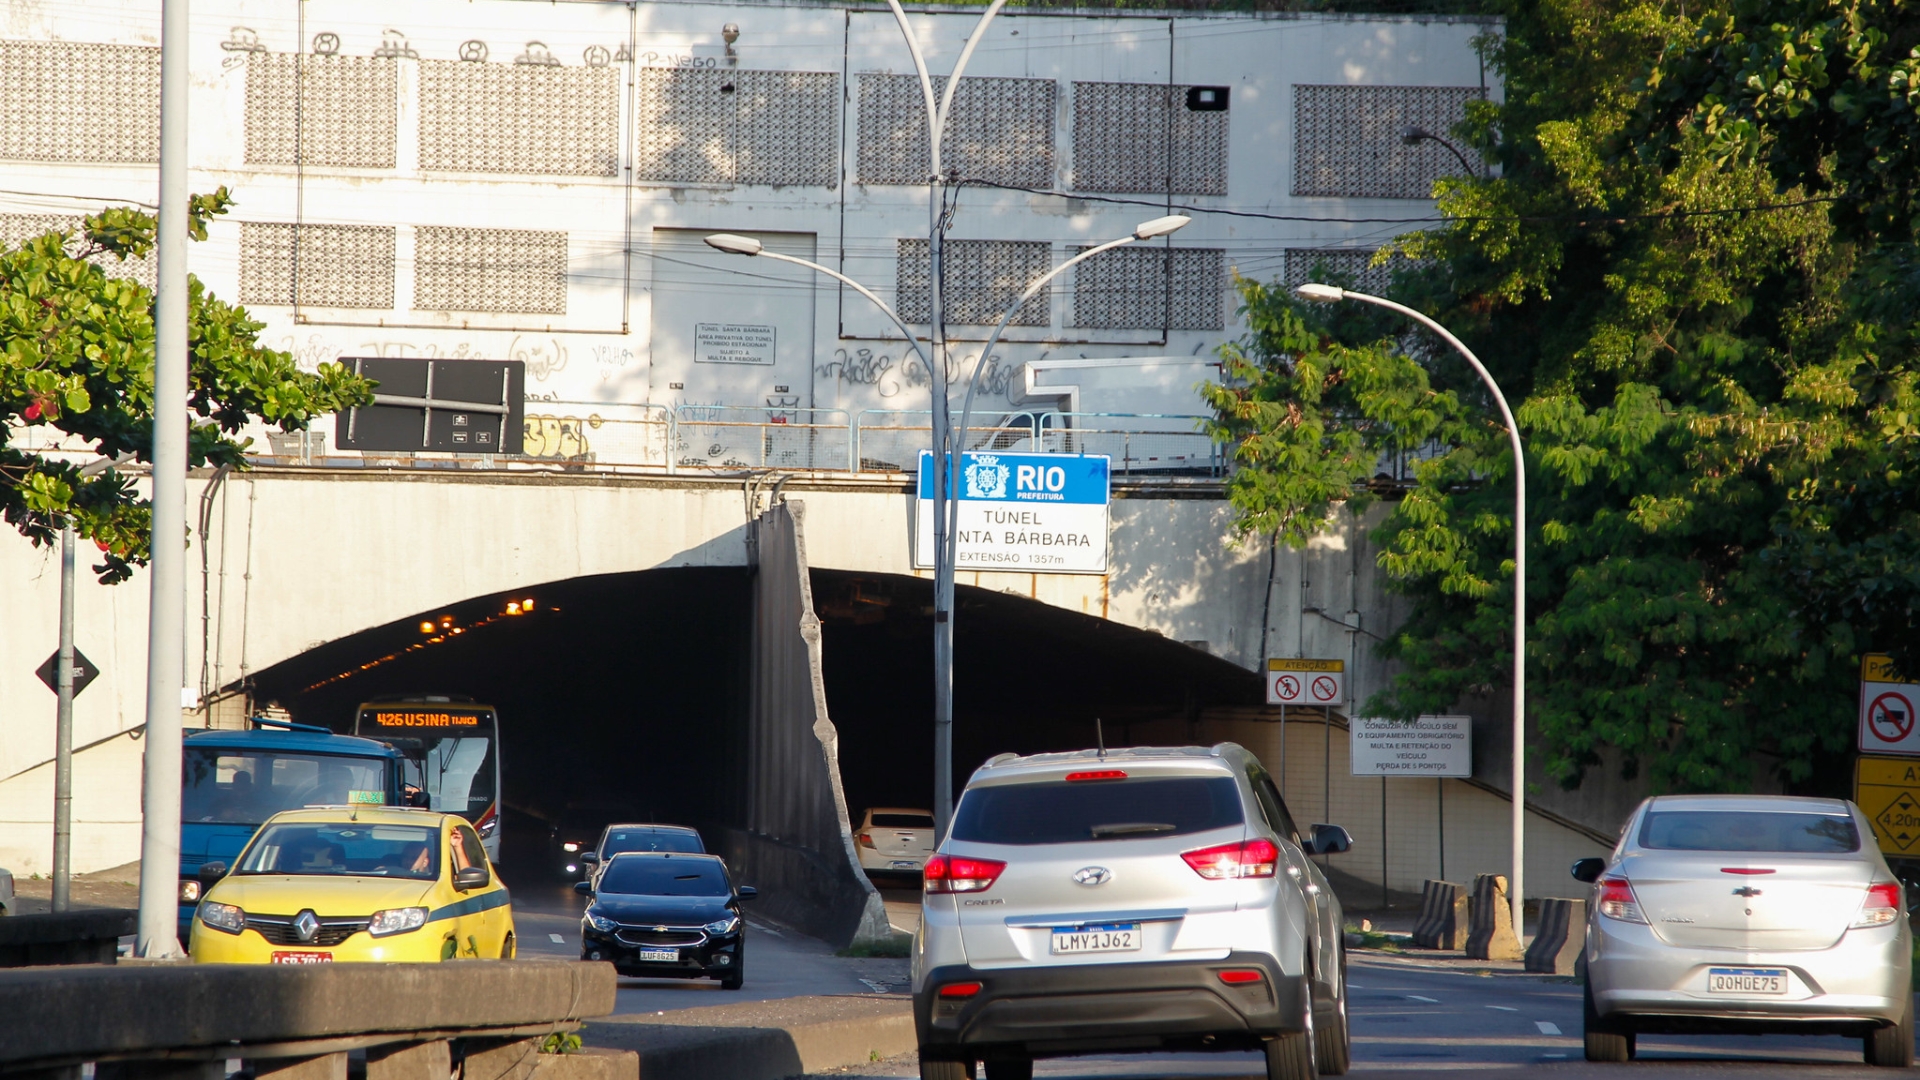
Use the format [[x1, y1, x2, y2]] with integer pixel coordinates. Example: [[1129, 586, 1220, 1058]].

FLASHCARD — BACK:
[[1856, 755, 1920, 856]]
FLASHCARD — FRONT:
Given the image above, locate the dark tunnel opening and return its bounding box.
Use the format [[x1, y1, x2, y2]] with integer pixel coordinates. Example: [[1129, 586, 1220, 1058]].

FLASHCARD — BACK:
[[243, 566, 1261, 873]]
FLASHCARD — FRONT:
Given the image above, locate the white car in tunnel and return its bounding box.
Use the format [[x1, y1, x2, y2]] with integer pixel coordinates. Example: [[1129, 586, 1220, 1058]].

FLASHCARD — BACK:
[[857, 808, 936, 873], [913, 743, 1353, 1080]]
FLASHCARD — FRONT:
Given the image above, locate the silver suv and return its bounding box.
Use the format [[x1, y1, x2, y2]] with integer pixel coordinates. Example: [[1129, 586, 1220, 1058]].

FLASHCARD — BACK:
[[913, 743, 1354, 1080]]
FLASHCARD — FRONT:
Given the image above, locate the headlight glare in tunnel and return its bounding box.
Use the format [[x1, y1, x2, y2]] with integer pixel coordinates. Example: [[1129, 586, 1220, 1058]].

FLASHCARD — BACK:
[[178, 879, 201, 903], [705, 915, 740, 935], [563, 842, 579, 852], [586, 910, 617, 933], [368, 907, 429, 937], [198, 900, 245, 934]]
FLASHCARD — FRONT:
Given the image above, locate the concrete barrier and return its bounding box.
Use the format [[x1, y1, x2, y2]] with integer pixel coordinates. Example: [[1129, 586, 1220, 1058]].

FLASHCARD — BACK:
[[1464, 873, 1523, 961], [1523, 898, 1586, 975], [0, 960, 617, 1078], [0, 908, 133, 967], [1409, 881, 1467, 950], [588, 995, 914, 1080]]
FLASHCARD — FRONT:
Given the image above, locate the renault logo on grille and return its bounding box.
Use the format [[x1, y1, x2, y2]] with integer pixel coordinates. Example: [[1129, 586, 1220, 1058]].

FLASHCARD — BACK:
[[1073, 866, 1111, 886], [293, 910, 320, 943]]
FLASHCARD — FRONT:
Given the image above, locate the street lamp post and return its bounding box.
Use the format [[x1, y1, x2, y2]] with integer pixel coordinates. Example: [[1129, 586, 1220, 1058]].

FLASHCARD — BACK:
[[1294, 282, 1527, 937], [879, 0, 1009, 840], [708, 216, 1190, 842]]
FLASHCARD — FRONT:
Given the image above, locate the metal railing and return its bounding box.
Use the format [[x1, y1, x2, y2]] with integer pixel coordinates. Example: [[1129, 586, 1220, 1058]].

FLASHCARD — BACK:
[[850, 410, 1043, 474], [673, 405, 851, 472], [224, 407, 1228, 480], [1038, 412, 1225, 477]]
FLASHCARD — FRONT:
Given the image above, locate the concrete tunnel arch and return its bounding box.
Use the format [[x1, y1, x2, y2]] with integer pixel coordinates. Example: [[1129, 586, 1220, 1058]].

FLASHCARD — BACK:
[[241, 515, 1263, 944]]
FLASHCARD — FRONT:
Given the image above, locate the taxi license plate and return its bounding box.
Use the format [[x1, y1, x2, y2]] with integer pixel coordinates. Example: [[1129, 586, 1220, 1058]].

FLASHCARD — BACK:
[[270, 951, 332, 964], [1050, 924, 1141, 955], [638, 948, 678, 962], [1707, 967, 1788, 994]]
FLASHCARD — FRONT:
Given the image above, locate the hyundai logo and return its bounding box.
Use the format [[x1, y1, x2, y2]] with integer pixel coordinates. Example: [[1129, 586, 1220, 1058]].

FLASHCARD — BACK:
[[1073, 866, 1112, 886], [293, 910, 320, 943]]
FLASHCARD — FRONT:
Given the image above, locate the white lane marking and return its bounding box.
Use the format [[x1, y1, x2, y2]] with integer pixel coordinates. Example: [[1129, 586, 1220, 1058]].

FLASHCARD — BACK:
[[858, 978, 890, 993], [548, 934, 564, 944], [1486, 1005, 1518, 1012], [1543, 1053, 1568, 1059], [1407, 995, 1440, 1003], [747, 920, 783, 936], [1535, 1021, 1562, 1035]]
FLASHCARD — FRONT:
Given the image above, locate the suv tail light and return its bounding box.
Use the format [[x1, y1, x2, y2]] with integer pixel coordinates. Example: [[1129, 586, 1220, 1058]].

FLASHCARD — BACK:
[[924, 854, 1006, 894], [1181, 839, 1278, 879], [1597, 877, 1646, 923], [1854, 882, 1903, 928]]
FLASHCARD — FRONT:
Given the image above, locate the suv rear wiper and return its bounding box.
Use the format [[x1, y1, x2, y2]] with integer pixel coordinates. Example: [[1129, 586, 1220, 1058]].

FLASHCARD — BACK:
[[1089, 822, 1176, 837]]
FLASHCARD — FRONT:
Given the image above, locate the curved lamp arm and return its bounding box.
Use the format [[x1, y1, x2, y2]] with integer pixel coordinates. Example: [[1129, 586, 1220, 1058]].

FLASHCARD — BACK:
[[884, 0, 1010, 178], [1295, 280, 1526, 942], [944, 216, 1192, 566], [704, 235, 935, 380]]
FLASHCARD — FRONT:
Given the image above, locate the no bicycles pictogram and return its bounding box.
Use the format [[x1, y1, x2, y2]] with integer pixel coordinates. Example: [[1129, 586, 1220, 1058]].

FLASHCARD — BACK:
[[1311, 675, 1340, 702], [1868, 691, 1916, 744]]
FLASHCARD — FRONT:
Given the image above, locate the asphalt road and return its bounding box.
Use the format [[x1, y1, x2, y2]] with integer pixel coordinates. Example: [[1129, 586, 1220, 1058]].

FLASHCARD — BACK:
[[504, 872, 910, 1011], [817, 951, 1909, 1079]]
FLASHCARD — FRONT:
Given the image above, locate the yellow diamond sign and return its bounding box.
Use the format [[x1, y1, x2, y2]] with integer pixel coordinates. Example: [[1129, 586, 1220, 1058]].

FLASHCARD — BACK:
[[1857, 756, 1920, 854]]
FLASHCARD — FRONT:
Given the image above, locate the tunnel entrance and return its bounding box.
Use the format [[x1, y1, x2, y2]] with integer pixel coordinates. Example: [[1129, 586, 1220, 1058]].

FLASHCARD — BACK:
[[244, 568, 754, 871], [815, 569, 1263, 831], [242, 564, 1261, 876]]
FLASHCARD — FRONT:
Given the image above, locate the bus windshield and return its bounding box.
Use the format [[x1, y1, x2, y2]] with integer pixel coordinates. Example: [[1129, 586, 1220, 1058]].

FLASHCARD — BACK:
[[182, 749, 391, 825], [356, 707, 497, 821]]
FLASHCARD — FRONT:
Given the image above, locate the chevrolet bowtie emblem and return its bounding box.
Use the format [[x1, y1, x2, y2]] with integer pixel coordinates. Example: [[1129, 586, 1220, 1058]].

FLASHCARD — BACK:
[[1732, 886, 1763, 898]]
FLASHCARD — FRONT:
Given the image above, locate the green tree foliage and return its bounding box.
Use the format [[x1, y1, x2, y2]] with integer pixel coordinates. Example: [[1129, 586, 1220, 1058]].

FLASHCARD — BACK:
[[0, 190, 373, 582], [1207, 0, 1920, 793]]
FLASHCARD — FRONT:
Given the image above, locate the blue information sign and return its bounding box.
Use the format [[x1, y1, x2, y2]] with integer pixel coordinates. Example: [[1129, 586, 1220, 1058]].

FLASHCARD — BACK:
[[914, 451, 1111, 574]]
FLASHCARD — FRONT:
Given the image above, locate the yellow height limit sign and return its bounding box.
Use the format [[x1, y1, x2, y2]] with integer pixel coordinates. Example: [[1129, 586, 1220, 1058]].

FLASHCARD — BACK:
[[1857, 756, 1920, 855], [1267, 658, 1344, 706]]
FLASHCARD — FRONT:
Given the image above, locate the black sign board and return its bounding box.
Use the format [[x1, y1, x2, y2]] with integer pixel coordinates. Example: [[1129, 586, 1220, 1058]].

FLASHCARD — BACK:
[[334, 358, 525, 455], [37, 649, 99, 697]]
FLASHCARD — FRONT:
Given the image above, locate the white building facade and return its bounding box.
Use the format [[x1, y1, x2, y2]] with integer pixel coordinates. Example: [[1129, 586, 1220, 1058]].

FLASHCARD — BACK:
[[2, 0, 1493, 469]]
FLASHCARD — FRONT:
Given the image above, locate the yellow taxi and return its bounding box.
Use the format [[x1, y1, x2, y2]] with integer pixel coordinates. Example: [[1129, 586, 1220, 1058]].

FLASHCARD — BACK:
[[188, 805, 515, 964]]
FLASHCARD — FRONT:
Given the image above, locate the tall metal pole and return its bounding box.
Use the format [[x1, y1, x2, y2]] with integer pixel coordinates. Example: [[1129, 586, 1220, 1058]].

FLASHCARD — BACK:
[[883, 0, 1006, 842], [1294, 283, 1526, 938], [52, 523, 76, 913], [137, 0, 191, 958]]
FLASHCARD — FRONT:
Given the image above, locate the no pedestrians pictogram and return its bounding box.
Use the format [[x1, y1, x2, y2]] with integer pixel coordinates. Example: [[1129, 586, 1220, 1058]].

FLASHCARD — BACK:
[[1275, 675, 1302, 700]]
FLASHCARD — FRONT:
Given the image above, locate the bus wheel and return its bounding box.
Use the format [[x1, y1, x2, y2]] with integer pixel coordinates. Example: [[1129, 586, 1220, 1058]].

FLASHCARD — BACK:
[[501, 933, 516, 960]]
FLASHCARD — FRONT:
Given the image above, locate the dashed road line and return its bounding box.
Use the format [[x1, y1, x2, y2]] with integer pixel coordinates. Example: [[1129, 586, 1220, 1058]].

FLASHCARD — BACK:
[[549, 933, 564, 944], [1407, 995, 1440, 1004], [1535, 1021, 1562, 1035], [1486, 1005, 1518, 1012]]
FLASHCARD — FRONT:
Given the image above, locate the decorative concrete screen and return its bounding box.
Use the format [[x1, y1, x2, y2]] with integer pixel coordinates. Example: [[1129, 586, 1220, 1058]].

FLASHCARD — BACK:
[[1282, 247, 1395, 297], [414, 226, 567, 314], [0, 214, 155, 290], [420, 60, 619, 176], [244, 55, 398, 168], [238, 223, 396, 309], [1071, 83, 1228, 196], [857, 74, 1055, 187], [1291, 84, 1484, 199], [0, 40, 158, 163], [1070, 245, 1224, 330], [634, 69, 839, 187], [896, 239, 1051, 326]]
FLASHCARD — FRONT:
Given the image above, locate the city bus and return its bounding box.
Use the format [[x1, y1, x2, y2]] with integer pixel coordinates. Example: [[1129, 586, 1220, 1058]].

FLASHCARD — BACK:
[[352, 695, 503, 862], [178, 720, 406, 942]]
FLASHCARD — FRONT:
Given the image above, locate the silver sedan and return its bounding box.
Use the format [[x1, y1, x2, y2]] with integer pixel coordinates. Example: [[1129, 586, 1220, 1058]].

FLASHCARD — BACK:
[[1575, 794, 1912, 1066]]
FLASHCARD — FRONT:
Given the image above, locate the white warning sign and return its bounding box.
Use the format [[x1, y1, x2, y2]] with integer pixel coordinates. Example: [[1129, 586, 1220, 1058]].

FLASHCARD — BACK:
[[1266, 658, 1344, 706], [1350, 715, 1472, 777]]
